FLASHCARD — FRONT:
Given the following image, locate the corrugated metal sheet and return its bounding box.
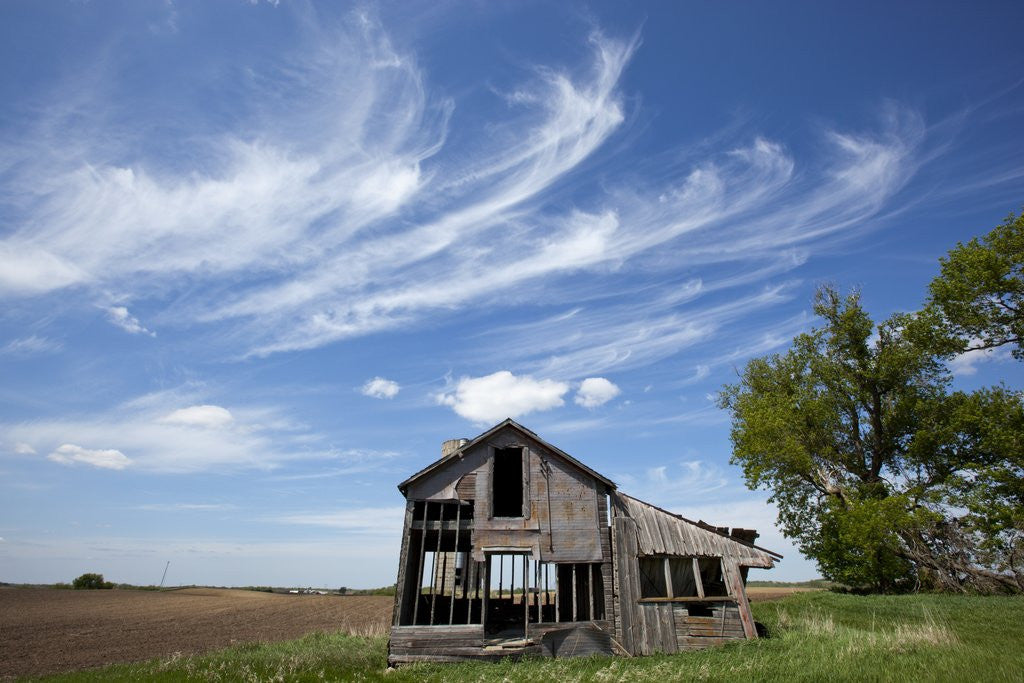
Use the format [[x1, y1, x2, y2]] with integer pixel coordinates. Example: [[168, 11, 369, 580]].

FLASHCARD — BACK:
[[614, 493, 780, 568]]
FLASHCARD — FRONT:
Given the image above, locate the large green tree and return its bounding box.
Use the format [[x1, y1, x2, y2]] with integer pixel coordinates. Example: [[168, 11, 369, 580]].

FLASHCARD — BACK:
[[720, 287, 1023, 593]]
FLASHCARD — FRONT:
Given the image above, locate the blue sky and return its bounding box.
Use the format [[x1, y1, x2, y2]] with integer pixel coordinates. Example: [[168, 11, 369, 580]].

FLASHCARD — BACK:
[[1, 1, 1022, 588]]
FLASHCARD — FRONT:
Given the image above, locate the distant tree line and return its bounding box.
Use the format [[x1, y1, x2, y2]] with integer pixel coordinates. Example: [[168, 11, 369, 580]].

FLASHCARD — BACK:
[[720, 210, 1023, 593]]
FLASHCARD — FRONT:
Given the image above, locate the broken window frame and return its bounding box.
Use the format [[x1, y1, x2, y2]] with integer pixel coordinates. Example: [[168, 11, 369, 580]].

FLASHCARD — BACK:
[[636, 555, 734, 602]]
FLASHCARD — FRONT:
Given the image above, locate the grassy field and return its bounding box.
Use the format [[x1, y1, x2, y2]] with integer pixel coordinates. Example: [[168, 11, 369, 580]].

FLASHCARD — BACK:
[[35, 591, 1023, 682]]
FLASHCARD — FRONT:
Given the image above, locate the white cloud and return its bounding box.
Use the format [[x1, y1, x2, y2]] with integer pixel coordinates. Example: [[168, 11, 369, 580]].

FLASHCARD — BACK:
[[361, 377, 400, 399], [947, 340, 1011, 376], [437, 371, 569, 423], [3, 388, 338, 473], [48, 444, 131, 470], [105, 306, 155, 336], [575, 377, 621, 408], [14, 442, 37, 455], [0, 12, 939, 373], [0, 335, 62, 356], [160, 405, 234, 428]]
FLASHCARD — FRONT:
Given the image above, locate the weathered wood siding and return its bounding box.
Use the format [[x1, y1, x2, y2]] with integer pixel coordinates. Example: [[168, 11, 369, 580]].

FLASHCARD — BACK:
[[404, 425, 608, 563], [612, 513, 760, 655]]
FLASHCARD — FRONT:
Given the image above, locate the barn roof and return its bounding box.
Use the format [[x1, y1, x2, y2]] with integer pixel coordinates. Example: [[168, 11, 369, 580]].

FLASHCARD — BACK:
[[397, 418, 616, 495], [614, 493, 782, 568]]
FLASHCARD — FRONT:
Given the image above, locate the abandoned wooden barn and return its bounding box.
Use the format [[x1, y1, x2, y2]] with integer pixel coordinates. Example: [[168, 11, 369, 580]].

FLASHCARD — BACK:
[[388, 419, 781, 664]]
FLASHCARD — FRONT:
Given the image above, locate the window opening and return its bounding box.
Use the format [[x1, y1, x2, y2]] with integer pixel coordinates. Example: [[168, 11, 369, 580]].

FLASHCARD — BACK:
[[492, 447, 524, 517]]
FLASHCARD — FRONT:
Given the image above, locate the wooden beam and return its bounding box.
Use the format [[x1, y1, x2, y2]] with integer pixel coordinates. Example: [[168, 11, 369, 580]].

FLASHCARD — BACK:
[[692, 557, 705, 599], [449, 503, 462, 626], [523, 554, 529, 640], [429, 504, 444, 626], [572, 564, 578, 622], [588, 563, 595, 620], [482, 556, 490, 630], [412, 501, 429, 626], [392, 500, 414, 626], [663, 558, 674, 600], [726, 561, 758, 639], [554, 564, 560, 623]]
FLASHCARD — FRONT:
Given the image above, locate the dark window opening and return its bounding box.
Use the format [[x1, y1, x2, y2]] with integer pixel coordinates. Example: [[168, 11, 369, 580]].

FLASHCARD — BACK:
[[698, 558, 728, 597], [638, 557, 668, 598], [637, 555, 731, 601], [492, 447, 524, 517], [686, 602, 714, 617]]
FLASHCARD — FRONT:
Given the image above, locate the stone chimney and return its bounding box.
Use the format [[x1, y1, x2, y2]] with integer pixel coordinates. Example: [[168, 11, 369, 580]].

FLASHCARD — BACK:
[[441, 438, 469, 458]]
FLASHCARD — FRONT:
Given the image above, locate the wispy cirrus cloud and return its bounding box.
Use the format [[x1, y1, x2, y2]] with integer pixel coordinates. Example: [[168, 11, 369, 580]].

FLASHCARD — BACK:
[[0, 9, 940, 374], [0, 335, 62, 356]]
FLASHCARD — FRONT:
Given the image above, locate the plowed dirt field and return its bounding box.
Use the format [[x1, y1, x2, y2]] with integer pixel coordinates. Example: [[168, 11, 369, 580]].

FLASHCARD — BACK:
[[0, 587, 391, 679]]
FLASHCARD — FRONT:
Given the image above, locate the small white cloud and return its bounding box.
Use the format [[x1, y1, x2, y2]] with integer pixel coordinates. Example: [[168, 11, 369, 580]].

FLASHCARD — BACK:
[[361, 377, 400, 399], [13, 442, 36, 455], [105, 306, 155, 337], [0, 335, 62, 356], [48, 444, 131, 470], [160, 405, 234, 429], [437, 370, 569, 423], [574, 377, 621, 408], [948, 339, 1011, 377]]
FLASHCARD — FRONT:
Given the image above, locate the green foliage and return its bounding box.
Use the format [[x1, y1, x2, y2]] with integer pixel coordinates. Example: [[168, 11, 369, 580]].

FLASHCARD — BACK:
[[38, 593, 1024, 683], [72, 573, 114, 590], [720, 285, 1024, 593], [928, 210, 1023, 359]]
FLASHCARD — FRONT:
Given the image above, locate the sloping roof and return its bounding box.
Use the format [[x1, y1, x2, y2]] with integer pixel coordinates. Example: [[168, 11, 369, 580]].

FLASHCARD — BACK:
[[615, 493, 782, 568], [398, 418, 616, 495]]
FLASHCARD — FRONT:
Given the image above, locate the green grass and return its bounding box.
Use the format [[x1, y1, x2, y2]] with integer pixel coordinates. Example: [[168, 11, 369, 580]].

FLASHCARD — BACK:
[[36, 592, 1024, 682]]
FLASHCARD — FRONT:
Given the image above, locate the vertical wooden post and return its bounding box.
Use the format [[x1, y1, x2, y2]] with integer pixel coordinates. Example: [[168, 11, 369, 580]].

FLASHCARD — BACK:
[[412, 501, 429, 626], [523, 554, 529, 639], [692, 557, 705, 599], [428, 504, 444, 625], [663, 558, 674, 599], [449, 503, 462, 625], [572, 564, 578, 622], [482, 555, 490, 630], [588, 563, 595, 620], [534, 559, 541, 623], [498, 554, 503, 600], [391, 500, 414, 626], [554, 565, 560, 623], [725, 561, 757, 639]]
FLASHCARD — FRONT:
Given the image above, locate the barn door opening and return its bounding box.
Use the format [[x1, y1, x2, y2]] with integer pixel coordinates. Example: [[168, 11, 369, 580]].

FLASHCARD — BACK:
[[484, 552, 531, 639]]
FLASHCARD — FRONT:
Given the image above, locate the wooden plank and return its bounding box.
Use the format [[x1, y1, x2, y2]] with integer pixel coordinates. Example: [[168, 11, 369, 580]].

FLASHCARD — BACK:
[[429, 503, 444, 625], [412, 501, 430, 626], [662, 603, 678, 653], [588, 563, 595, 620], [392, 500, 414, 627], [523, 554, 529, 639], [663, 557, 674, 599], [724, 560, 757, 639], [449, 503, 462, 625], [571, 563, 578, 622], [692, 557, 705, 599], [613, 516, 640, 655]]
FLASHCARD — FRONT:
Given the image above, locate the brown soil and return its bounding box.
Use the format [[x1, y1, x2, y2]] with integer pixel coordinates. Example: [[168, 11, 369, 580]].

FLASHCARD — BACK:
[[0, 587, 392, 679], [745, 586, 820, 602]]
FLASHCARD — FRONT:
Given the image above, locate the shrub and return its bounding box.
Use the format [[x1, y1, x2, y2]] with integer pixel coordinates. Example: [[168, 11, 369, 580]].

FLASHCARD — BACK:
[[73, 572, 114, 589]]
